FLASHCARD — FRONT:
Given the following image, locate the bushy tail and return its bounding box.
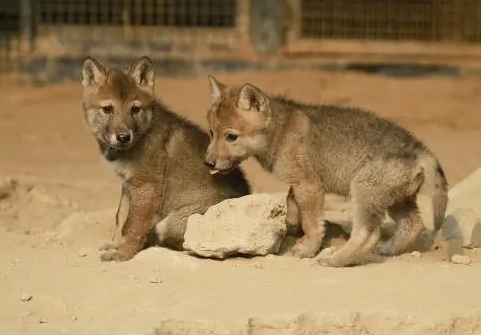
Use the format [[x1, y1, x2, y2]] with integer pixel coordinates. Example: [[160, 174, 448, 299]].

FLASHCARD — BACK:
[[417, 154, 449, 233]]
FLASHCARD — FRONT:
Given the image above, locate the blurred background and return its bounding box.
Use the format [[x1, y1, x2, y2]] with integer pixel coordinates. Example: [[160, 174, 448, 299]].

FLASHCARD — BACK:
[[2, 0, 481, 232], [3, 0, 481, 80]]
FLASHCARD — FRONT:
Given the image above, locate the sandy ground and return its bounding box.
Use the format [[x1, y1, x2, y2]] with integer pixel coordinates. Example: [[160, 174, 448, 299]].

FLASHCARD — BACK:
[[1, 69, 481, 334]]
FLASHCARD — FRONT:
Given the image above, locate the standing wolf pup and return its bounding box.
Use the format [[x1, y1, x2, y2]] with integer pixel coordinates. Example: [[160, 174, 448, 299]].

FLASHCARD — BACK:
[[204, 76, 448, 267], [81, 56, 250, 262]]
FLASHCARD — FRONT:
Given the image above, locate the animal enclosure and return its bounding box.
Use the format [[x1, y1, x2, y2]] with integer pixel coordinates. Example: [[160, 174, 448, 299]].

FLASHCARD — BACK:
[[2, 0, 481, 81], [3, 3, 481, 334]]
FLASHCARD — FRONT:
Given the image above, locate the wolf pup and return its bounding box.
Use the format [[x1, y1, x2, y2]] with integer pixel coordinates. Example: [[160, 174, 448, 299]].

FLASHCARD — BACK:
[[204, 76, 448, 267], [81, 57, 250, 262]]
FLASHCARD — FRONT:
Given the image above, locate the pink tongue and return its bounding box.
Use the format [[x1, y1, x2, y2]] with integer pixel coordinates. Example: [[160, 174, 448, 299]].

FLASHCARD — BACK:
[[209, 169, 220, 175]]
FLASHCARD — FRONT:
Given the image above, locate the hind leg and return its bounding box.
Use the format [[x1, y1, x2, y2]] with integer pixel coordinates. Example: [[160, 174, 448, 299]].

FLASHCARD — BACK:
[[377, 198, 425, 256], [316, 162, 397, 267], [358, 225, 382, 255], [317, 171, 385, 267], [154, 204, 207, 250], [317, 193, 384, 267]]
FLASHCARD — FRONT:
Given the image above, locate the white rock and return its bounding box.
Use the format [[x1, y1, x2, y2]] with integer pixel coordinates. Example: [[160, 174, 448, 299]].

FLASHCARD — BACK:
[[183, 193, 287, 259], [411, 251, 422, 258], [447, 167, 481, 219], [448, 167, 481, 200], [451, 254, 471, 265], [441, 207, 481, 249]]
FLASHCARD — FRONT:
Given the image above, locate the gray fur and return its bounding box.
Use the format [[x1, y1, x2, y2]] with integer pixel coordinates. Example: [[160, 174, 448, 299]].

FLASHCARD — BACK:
[[205, 77, 448, 267]]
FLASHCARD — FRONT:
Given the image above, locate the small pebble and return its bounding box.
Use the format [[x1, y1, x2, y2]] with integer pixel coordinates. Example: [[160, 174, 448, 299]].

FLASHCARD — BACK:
[[149, 278, 162, 284], [20, 293, 32, 302], [411, 251, 422, 258], [451, 254, 471, 265], [78, 249, 88, 257], [39, 316, 48, 324]]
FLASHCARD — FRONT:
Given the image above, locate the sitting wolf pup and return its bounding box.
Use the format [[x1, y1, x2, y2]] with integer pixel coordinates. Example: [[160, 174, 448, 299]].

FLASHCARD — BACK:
[[81, 57, 250, 262], [204, 76, 448, 267]]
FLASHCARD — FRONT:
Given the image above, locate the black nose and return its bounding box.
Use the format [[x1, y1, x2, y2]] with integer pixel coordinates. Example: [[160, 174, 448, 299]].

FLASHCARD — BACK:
[[116, 132, 131, 144], [204, 160, 215, 168]]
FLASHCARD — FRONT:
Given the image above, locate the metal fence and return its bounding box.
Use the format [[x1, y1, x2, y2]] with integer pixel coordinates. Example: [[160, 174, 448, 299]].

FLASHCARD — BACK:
[[33, 0, 244, 56], [285, 0, 481, 58], [298, 0, 481, 42], [0, 0, 251, 82], [2, 0, 481, 82], [0, 1, 22, 77]]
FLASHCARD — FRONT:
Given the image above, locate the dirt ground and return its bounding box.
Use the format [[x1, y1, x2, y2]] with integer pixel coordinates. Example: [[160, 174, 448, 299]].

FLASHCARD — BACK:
[[1, 69, 481, 334]]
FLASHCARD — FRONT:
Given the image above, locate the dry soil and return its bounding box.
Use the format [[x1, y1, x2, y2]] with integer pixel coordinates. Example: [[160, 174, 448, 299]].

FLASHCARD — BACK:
[[1, 69, 481, 335]]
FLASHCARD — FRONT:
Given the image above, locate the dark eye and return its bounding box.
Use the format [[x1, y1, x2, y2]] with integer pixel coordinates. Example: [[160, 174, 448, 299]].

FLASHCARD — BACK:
[[131, 105, 141, 114], [101, 105, 113, 114], [225, 133, 238, 142]]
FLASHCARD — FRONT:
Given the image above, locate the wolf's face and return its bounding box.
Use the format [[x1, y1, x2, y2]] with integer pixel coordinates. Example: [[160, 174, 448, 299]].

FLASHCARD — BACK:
[[81, 56, 156, 150], [204, 76, 270, 175]]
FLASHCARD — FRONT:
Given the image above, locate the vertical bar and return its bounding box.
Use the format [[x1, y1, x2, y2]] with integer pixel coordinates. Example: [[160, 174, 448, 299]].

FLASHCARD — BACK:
[[249, 0, 284, 56], [20, 0, 34, 53], [286, 0, 301, 43]]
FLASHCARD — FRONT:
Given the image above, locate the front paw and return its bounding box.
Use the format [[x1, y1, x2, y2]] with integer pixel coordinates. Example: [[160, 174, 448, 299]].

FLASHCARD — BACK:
[[288, 236, 322, 258], [316, 257, 335, 267], [375, 241, 394, 257], [98, 242, 118, 251], [99, 243, 139, 262], [313, 247, 336, 267], [98, 236, 125, 252]]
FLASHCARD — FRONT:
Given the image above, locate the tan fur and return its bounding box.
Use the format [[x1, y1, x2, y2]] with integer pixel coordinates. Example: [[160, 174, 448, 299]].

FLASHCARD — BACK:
[[204, 76, 448, 267], [81, 57, 251, 262]]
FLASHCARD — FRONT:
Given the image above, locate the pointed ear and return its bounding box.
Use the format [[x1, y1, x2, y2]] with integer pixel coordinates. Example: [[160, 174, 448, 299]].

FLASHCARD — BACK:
[[207, 75, 226, 104], [129, 56, 155, 91], [81, 57, 107, 87], [237, 83, 267, 112]]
